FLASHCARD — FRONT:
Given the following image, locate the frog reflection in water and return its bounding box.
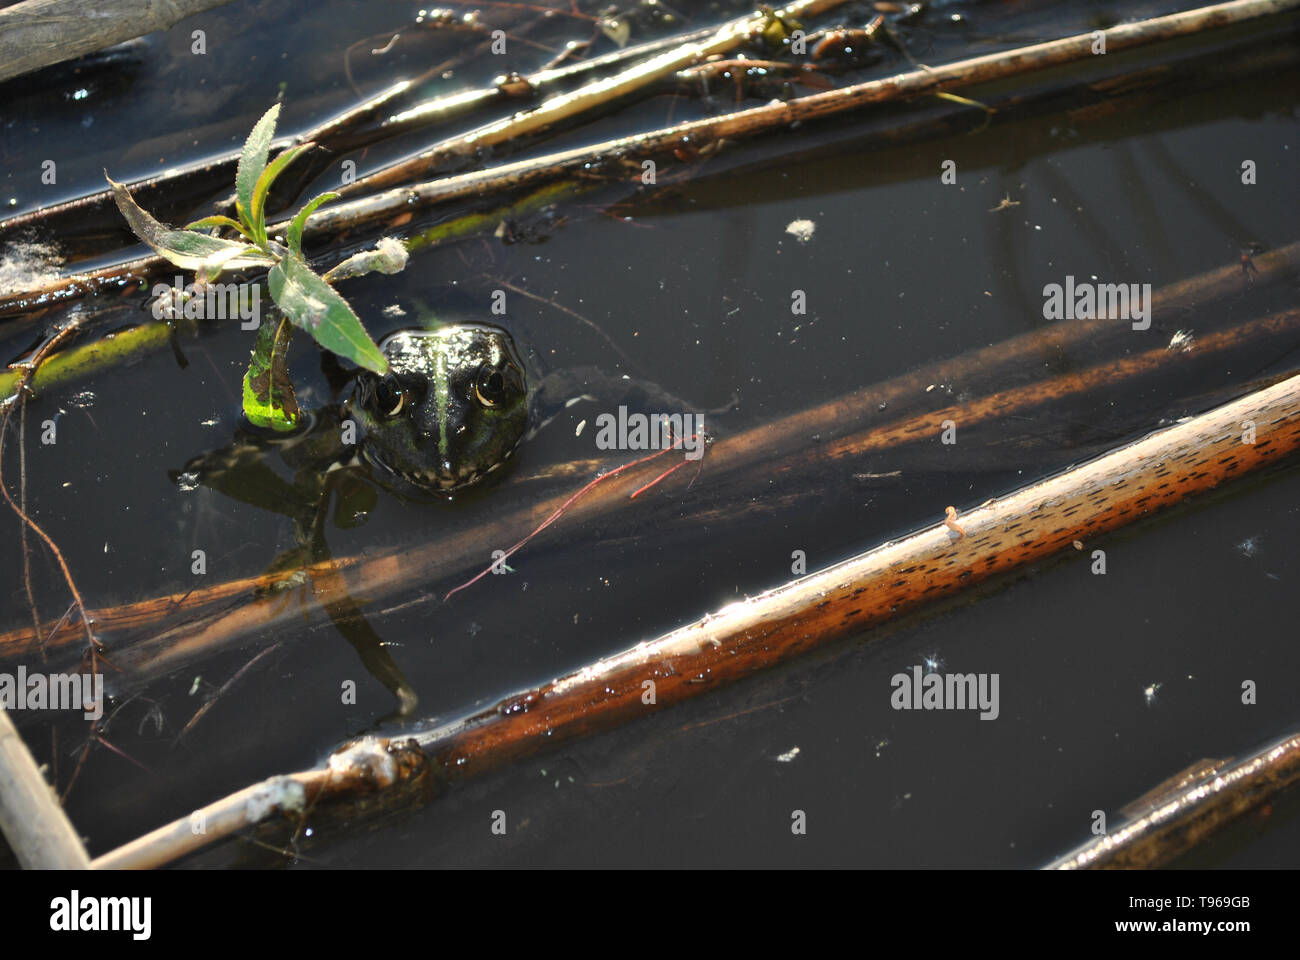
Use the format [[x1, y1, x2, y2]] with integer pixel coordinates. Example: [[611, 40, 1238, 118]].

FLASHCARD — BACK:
[[178, 317, 706, 720]]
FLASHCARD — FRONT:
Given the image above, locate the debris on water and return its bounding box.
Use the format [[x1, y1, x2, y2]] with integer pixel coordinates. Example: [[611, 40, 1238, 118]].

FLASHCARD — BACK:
[[575, 418, 586, 437], [1143, 682, 1162, 706], [1236, 536, 1259, 558], [775, 746, 800, 763], [174, 471, 202, 492], [784, 219, 815, 243], [0, 239, 63, 293], [599, 16, 631, 47], [1167, 330, 1194, 352]]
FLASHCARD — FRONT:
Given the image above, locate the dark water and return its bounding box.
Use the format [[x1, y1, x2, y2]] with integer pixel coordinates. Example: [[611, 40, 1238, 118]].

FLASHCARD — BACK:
[[1, 0, 1298, 867]]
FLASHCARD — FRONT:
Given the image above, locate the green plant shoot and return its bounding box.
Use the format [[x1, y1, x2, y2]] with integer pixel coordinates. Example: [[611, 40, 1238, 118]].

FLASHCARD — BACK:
[[108, 103, 404, 432]]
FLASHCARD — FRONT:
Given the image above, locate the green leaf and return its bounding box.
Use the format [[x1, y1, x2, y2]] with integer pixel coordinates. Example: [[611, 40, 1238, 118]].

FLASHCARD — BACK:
[[107, 174, 275, 273], [235, 103, 281, 234], [250, 142, 314, 244], [266, 253, 388, 374], [287, 191, 339, 257], [184, 215, 253, 239], [241, 317, 301, 432]]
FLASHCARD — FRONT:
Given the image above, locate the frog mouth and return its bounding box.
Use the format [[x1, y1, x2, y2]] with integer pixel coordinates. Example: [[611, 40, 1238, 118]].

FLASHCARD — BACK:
[[362, 446, 515, 492]]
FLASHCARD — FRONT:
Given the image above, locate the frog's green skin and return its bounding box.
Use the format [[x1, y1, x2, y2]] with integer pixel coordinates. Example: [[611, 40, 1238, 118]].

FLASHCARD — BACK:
[[345, 323, 529, 494]]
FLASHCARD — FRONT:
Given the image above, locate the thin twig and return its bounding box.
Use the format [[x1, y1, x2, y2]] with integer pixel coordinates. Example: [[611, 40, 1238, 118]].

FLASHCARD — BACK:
[[0, 322, 98, 659], [488, 276, 638, 371], [174, 642, 283, 745], [16, 393, 40, 654]]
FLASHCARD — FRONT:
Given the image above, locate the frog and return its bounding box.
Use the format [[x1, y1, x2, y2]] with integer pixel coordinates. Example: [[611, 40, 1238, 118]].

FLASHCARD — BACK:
[[345, 322, 530, 496], [174, 310, 716, 720]]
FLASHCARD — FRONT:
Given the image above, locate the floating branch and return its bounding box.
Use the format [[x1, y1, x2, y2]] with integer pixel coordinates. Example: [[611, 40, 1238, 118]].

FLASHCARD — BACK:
[[90, 736, 429, 870], [1045, 731, 1300, 869]]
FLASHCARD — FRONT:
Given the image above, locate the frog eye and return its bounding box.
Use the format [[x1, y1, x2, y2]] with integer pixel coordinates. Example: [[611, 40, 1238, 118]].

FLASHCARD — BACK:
[[373, 375, 406, 419], [474, 362, 520, 407], [473, 366, 505, 407]]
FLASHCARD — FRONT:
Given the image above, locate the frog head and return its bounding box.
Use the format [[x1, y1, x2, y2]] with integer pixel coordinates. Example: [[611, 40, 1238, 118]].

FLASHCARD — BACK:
[[347, 323, 528, 493]]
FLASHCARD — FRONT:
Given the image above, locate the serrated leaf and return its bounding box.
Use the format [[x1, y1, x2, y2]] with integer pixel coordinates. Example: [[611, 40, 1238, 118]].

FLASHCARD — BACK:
[[242, 317, 301, 432], [267, 254, 388, 374], [287, 191, 339, 257], [236, 103, 281, 233], [250, 142, 314, 243], [107, 175, 274, 272]]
